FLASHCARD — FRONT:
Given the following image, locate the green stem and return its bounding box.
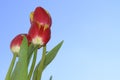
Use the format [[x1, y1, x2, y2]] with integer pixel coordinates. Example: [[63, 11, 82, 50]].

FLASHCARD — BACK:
[[5, 54, 16, 80], [37, 46, 46, 80], [28, 48, 37, 80]]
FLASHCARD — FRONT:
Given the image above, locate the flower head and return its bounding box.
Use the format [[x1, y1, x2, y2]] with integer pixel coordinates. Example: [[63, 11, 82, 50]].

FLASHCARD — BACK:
[[28, 22, 51, 47], [10, 34, 31, 56], [30, 6, 52, 28]]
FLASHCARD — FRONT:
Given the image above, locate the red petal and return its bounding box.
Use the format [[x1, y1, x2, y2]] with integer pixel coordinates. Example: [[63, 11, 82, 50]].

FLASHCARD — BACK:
[[28, 22, 40, 39], [10, 34, 32, 48], [33, 7, 52, 28], [40, 27, 51, 45]]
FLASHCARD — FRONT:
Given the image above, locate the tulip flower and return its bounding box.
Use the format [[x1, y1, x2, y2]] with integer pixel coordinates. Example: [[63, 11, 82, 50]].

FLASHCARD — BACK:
[[10, 34, 31, 56], [6, 6, 64, 80], [28, 22, 51, 47], [30, 6, 52, 28]]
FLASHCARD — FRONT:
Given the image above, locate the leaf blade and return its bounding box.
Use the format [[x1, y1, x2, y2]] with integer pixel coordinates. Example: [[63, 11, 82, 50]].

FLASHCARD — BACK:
[[43, 40, 64, 69]]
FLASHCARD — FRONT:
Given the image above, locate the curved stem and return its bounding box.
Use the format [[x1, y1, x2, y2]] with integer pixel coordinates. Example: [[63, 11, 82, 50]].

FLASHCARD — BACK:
[[5, 54, 16, 80], [37, 46, 46, 80], [28, 48, 37, 80]]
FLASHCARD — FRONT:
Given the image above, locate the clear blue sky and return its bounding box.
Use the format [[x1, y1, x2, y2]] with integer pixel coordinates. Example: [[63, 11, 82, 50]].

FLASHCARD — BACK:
[[1, 0, 120, 80]]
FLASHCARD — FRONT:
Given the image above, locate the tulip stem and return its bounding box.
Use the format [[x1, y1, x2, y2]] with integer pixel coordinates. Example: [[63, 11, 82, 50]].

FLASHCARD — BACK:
[[37, 45, 46, 80], [5, 54, 16, 80], [28, 48, 37, 80]]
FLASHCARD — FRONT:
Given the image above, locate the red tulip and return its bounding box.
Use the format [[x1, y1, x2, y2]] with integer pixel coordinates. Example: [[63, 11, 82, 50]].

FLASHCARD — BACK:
[[10, 34, 31, 56], [28, 22, 51, 47], [30, 6, 52, 28]]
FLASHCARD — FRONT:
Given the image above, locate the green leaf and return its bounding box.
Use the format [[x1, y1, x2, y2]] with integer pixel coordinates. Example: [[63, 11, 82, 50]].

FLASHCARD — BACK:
[[27, 44, 38, 66], [5, 55, 16, 80], [28, 48, 37, 80], [32, 41, 64, 80], [11, 36, 28, 80], [32, 61, 40, 80], [49, 76, 52, 80], [27, 44, 34, 64], [43, 40, 64, 69], [37, 46, 46, 80], [33, 46, 46, 80]]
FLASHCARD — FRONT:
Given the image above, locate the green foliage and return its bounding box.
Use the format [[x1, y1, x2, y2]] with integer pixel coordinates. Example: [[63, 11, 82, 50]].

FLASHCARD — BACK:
[[11, 36, 28, 80], [49, 76, 52, 80], [5, 55, 16, 80], [32, 41, 64, 80], [6, 37, 64, 80], [44, 40, 64, 69], [27, 44, 38, 66]]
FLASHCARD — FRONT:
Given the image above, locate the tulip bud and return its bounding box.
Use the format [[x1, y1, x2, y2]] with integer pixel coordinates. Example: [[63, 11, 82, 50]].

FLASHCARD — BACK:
[[10, 34, 31, 56], [28, 22, 51, 47], [30, 6, 52, 28]]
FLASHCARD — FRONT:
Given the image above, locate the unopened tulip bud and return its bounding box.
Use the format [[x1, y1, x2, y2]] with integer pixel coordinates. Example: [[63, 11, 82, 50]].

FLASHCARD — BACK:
[[10, 34, 31, 56]]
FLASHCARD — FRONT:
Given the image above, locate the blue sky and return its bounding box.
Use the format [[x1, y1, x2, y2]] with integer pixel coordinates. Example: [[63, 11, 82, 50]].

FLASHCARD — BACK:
[[1, 0, 120, 80]]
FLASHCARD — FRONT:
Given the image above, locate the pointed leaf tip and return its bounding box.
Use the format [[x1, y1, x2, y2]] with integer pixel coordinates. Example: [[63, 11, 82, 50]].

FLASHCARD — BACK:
[[43, 40, 64, 69]]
